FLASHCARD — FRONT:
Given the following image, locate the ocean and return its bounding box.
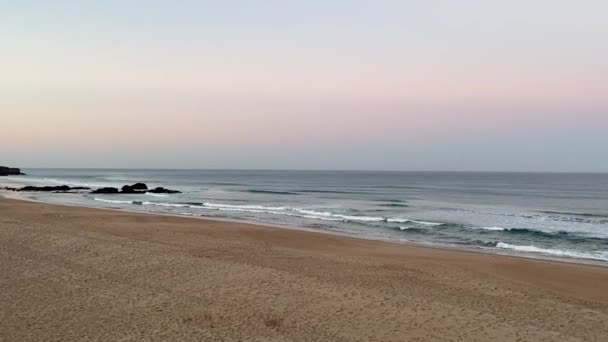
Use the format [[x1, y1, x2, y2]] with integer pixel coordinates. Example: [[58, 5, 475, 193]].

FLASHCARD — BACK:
[[6, 169, 608, 263]]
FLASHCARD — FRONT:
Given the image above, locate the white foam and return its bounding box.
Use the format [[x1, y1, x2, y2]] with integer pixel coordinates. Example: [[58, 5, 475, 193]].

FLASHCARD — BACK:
[[211, 207, 271, 214], [197, 205, 384, 222], [399, 226, 423, 231], [293, 214, 344, 222], [199, 206, 344, 221], [477, 226, 507, 231], [496, 242, 608, 261], [294, 209, 384, 222], [93, 198, 133, 205], [202, 202, 286, 211], [142, 201, 191, 208], [145, 192, 169, 197], [295, 209, 333, 216], [388, 218, 443, 226]]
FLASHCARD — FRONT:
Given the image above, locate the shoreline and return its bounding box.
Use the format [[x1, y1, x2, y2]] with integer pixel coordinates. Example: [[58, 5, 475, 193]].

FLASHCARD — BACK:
[[2, 195, 608, 340], [2, 184, 607, 268]]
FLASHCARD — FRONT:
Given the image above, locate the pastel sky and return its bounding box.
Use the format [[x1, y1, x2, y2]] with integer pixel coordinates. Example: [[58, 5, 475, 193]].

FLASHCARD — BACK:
[[1, 1, 607, 171]]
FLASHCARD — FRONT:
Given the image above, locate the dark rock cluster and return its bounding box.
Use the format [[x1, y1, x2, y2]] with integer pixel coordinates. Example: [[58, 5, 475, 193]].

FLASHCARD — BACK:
[[2, 182, 180, 195], [91, 183, 181, 194], [148, 187, 181, 194], [15, 185, 91, 192], [91, 187, 120, 194], [120, 183, 149, 194]]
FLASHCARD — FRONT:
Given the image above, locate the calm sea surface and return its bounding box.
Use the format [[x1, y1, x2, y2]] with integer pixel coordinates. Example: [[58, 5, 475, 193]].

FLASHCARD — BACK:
[[7, 169, 608, 263]]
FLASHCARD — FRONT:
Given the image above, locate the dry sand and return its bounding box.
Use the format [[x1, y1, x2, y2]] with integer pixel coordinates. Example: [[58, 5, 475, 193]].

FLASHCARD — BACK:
[[1, 196, 608, 341]]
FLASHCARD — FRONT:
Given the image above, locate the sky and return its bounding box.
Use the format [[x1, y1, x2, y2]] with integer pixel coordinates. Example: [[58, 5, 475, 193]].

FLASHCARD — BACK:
[[1, 1, 607, 171]]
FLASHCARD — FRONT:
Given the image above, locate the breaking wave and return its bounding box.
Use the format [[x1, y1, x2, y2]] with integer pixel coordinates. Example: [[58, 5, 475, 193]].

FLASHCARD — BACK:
[[495, 242, 608, 261], [89, 197, 608, 263], [388, 218, 444, 226], [245, 189, 300, 195], [91, 198, 426, 224], [93, 198, 134, 205], [476, 226, 507, 231], [145, 192, 169, 197]]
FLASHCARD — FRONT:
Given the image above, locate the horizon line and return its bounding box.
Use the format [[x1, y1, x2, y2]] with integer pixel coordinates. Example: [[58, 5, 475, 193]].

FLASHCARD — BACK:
[[11, 167, 608, 175]]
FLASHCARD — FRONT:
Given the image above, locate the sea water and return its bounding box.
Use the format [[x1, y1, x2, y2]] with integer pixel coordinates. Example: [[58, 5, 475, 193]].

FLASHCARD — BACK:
[[6, 169, 608, 263]]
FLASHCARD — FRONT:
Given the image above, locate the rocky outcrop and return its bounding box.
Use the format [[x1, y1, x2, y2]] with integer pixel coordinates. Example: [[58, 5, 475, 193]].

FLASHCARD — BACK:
[[17, 185, 91, 192], [4, 181, 181, 195], [92, 183, 181, 194], [131, 183, 148, 190], [91, 187, 120, 194], [8, 182, 181, 195], [120, 183, 148, 194], [147, 187, 182, 194], [0, 166, 25, 176]]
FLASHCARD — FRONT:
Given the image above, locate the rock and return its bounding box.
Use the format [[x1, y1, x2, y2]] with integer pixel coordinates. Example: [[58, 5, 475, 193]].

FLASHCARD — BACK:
[[91, 187, 120, 194], [2, 187, 17, 191], [121, 185, 147, 194], [0, 166, 24, 176], [53, 186, 91, 193], [90, 184, 180, 194], [17, 185, 90, 192], [147, 187, 182, 194], [131, 183, 148, 190], [119, 183, 149, 194], [18, 185, 71, 192]]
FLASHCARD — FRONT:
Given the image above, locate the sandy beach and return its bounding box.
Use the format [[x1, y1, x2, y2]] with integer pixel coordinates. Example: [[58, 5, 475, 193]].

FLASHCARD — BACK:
[[1, 196, 608, 341]]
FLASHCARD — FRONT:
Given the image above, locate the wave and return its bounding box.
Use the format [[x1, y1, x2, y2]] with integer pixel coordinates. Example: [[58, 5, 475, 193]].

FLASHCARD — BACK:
[[538, 214, 608, 225], [390, 222, 608, 245], [447, 208, 608, 225], [245, 189, 299, 195], [208, 207, 276, 214], [539, 210, 608, 218], [91, 198, 348, 221], [183, 202, 204, 206], [98, 199, 389, 223], [94, 198, 194, 208], [375, 185, 426, 190], [472, 226, 608, 242], [145, 192, 169, 197], [202, 202, 286, 211], [379, 203, 410, 208], [87, 197, 608, 248], [200, 204, 384, 222], [495, 242, 608, 261], [477, 226, 506, 231], [294, 209, 385, 222], [93, 198, 134, 205], [295, 189, 369, 195], [206, 182, 244, 186], [196, 204, 346, 222], [398, 227, 431, 234], [142, 201, 193, 208], [369, 198, 407, 203], [387, 218, 444, 226]]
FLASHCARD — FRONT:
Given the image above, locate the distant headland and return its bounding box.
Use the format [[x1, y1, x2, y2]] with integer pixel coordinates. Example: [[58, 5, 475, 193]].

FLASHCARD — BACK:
[[0, 166, 25, 176]]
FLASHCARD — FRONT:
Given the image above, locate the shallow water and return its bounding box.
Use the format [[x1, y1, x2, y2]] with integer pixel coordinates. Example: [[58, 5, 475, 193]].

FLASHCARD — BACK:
[[7, 169, 608, 262]]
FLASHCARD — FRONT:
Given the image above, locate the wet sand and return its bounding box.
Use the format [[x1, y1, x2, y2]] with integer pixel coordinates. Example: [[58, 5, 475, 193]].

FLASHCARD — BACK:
[[1, 196, 608, 341]]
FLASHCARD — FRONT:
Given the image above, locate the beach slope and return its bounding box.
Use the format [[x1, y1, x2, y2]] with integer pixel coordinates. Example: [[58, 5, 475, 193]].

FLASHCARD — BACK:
[[1, 197, 608, 341]]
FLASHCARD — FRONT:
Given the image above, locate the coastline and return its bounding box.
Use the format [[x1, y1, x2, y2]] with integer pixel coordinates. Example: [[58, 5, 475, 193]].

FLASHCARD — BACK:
[[2, 182, 607, 267], [2, 194, 608, 340]]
